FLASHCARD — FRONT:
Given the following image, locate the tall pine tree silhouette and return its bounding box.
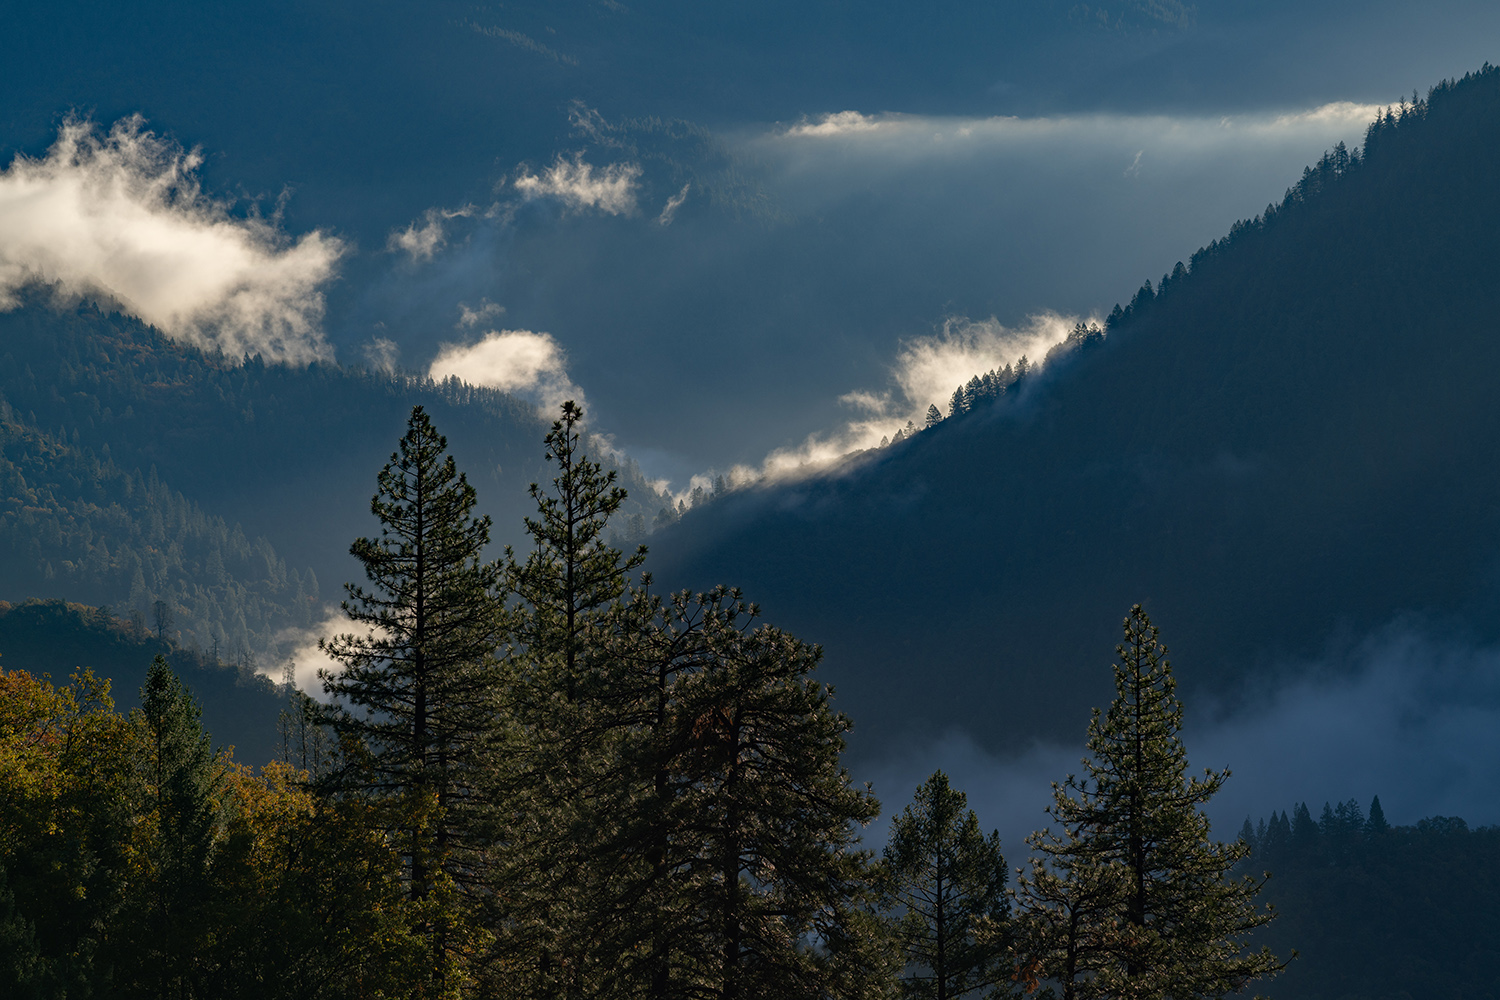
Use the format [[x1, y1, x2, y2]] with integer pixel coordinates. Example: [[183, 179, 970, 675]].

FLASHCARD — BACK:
[[1015, 606, 1282, 999]]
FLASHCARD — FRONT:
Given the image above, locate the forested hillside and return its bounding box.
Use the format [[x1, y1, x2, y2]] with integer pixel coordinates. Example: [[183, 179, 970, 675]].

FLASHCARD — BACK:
[[649, 64, 1500, 751], [0, 598, 284, 764], [0, 297, 666, 674]]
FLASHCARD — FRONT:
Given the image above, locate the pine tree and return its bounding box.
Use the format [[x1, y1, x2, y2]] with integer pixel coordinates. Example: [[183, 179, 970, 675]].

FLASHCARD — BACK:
[[490, 400, 647, 998], [669, 613, 887, 1000], [926, 404, 943, 428], [317, 405, 503, 987], [1364, 796, 1390, 835], [1014, 606, 1282, 1000], [880, 770, 1015, 1000], [125, 655, 228, 999]]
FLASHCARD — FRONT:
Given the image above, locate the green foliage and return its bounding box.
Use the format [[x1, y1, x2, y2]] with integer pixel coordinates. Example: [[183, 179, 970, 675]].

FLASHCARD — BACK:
[[1014, 606, 1281, 999], [880, 771, 1014, 1000], [113, 655, 229, 999], [317, 405, 505, 993]]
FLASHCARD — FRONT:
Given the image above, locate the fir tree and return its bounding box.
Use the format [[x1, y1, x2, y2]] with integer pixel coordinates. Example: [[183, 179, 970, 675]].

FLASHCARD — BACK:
[[1014, 606, 1283, 1000], [669, 613, 887, 1000], [1364, 795, 1390, 835], [126, 655, 228, 999], [880, 770, 1015, 1000], [317, 405, 503, 986]]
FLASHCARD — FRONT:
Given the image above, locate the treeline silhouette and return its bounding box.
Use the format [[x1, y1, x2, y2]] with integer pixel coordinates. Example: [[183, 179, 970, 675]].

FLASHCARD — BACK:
[[1237, 798, 1500, 1000]]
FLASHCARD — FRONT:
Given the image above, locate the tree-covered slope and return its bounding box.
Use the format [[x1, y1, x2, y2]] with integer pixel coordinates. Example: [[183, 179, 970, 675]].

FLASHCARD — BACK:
[[0, 300, 666, 646], [0, 598, 284, 764], [648, 65, 1500, 751]]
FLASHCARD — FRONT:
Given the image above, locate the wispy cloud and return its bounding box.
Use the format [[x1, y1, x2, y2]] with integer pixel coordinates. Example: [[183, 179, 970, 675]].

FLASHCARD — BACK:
[[456, 299, 505, 328], [387, 205, 475, 261], [658, 182, 691, 226], [744, 312, 1086, 483], [362, 336, 399, 373], [0, 117, 344, 363], [428, 328, 584, 412], [514, 155, 642, 215]]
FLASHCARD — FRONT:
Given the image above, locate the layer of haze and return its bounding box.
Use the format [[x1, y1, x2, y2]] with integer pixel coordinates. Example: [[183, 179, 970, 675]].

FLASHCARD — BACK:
[[863, 624, 1500, 855]]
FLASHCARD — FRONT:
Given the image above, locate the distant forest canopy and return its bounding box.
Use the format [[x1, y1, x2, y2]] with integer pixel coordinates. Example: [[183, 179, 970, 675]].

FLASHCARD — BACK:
[[0, 296, 667, 663], [928, 65, 1497, 433], [1237, 798, 1500, 1000], [644, 61, 1500, 751]]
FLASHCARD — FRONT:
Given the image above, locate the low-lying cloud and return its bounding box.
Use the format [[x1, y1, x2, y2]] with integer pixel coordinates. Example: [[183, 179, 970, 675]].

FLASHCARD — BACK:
[[262, 608, 351, 701], [0, 117, 344, 363], [428, 328, 584, 412], [772, 103, 1382, 161], [859, 623, 1500, 853], [514, 155, 641, 215], [748, 312, 1086, 481]]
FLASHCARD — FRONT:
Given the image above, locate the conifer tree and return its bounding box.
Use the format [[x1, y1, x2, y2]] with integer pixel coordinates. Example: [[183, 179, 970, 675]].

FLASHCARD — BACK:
[[1364, 795, 1390, 835], [318, 405, 502, 989], [880, 770, 1015, 1000], [490, 400, 647, 998], [1014, 606, 1282, 1000], [124, 655, 228, 999], [668, 613, 887, 1000]]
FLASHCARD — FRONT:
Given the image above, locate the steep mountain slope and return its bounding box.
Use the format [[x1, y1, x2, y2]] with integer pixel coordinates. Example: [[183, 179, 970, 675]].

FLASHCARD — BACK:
[[648, 66, 1500, 752]]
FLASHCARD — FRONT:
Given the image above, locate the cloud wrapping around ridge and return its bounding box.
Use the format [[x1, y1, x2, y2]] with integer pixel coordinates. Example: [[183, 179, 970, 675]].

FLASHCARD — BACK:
[[742, 312, 1085, 483], [0, 117, 343, 363], [428, 328, 584, 412], [514, 156, 641, 215]]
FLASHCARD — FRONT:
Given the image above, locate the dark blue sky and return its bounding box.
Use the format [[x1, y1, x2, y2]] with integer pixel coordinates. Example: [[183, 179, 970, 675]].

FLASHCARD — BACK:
[[2, 0, 1497, 485]]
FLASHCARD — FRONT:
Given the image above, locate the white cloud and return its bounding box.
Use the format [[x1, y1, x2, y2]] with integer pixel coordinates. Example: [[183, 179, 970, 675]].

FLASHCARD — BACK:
[[456, 299, 505, 328], [0, 116, 344, 364], [387, 205, 475, 261], [658, 182, 691, 226], [428, 328, 584, 412], [514, 155, 641, 215], [261, 608, 352, 701], [750, 312, 1086, 482], [785, 110, 892, 137]]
